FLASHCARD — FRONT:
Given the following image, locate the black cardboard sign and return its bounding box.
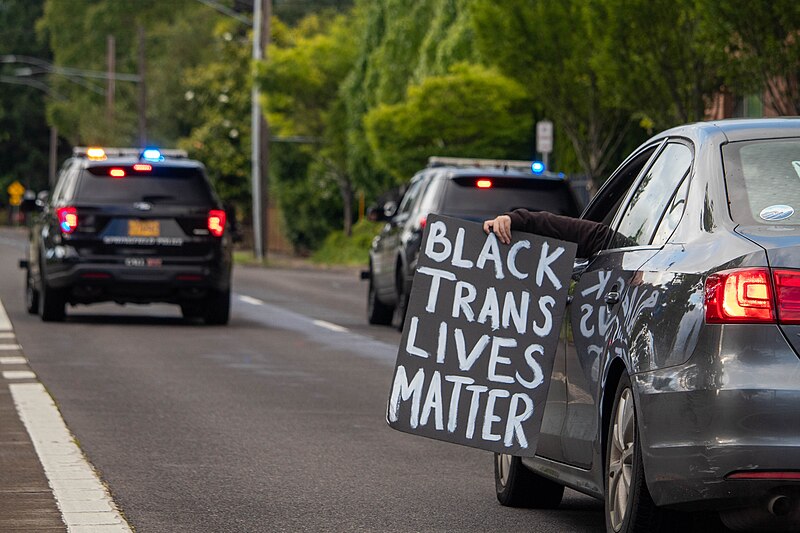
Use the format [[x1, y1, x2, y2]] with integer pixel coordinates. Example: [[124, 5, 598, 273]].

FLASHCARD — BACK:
[[386, 214, 576, 456]]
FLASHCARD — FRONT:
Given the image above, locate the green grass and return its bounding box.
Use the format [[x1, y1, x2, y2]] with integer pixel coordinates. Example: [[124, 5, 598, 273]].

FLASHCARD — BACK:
[[311, 219, 382, 266]]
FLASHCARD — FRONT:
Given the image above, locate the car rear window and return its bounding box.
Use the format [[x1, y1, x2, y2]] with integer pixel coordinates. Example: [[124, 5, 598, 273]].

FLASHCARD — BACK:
[[75, 165, 215, 205], [723, 139, 800, 225], [440, 176, 579, 220]]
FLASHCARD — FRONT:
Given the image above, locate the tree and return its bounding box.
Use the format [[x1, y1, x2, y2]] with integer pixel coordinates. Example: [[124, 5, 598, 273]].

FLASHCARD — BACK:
[[472, 0, 636, 186], [703, 0, 800, 115], [589, 0, 725, 129], [0, 0, 56, 196], [364, 63, 533, 180], [258, 11, 361, 237]]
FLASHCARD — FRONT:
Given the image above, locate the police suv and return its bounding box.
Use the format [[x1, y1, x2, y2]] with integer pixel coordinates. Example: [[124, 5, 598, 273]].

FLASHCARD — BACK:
[[21, 147, 233, 324]]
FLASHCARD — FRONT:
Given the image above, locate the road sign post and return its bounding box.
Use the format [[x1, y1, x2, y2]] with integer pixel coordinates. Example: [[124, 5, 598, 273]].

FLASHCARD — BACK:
[[536, 120, 553, 170]]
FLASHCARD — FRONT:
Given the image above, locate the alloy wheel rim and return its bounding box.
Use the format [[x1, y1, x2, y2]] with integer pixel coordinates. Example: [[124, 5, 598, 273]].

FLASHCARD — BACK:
[[497, 453, 512, 487], [608, 388, 635, 531]]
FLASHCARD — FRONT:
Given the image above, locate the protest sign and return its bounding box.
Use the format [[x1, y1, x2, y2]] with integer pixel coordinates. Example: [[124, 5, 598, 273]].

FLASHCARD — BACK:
[[386, 214, 576, 457]]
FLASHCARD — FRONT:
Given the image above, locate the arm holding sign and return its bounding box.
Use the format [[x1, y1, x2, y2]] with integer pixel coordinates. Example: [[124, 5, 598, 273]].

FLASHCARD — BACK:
[[483, 210, 614, 258]]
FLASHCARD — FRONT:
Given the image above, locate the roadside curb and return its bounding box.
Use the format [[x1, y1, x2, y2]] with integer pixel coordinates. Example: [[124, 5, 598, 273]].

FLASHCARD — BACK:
[[0, 300, 132, 532]]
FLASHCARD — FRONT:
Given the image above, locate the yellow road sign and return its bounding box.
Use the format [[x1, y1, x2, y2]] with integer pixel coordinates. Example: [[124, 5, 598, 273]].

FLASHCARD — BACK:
[[7, 181, 25, 207]]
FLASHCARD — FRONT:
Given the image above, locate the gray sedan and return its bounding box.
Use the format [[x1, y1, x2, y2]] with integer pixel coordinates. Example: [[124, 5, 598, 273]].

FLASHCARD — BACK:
[[495, 118, 800, 532]]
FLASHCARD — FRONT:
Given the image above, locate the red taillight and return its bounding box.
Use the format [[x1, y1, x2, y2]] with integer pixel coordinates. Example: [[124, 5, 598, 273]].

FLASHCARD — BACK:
[[56, 206, 78, 234], [705, 268, 774, 323], [419, 215, 427, 229], [109, 168, 126, 178], [208, 209, 226, 237], [133, 163, 152, 172], [476, 179, 493, 189], [727, 471, 800, 480], [774, 269, 800, 324]]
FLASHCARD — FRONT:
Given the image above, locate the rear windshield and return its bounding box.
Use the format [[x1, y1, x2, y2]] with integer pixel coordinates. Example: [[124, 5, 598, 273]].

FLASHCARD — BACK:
[[440, 176, 579, 220], [723, 139, 800, 225], [76, 165, 215, 205]]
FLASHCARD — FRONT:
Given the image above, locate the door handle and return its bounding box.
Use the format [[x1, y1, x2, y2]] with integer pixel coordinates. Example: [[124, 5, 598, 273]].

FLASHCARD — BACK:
[[604, 291, 620, 306]]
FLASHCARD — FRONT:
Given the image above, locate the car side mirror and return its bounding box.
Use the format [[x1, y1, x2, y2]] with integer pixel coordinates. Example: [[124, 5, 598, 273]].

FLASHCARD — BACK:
[[35, 190, 49, 208], [224, 203, 243, 243], [382, 201, 398, 219]]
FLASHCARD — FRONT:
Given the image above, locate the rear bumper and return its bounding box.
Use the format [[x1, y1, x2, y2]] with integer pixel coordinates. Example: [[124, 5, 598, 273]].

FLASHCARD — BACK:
[[634, 324, 800, 512], [43, 254, 230, 304]]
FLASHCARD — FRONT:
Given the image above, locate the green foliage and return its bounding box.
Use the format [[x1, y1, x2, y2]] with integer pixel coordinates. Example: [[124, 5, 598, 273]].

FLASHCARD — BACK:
[[178, 20, 251, 209], [311, 218, 382, 265], [0, 0, 54, 197], [364, 64, 533, 180], [703, 0, 800, 115], [588, 0, 725, 128]]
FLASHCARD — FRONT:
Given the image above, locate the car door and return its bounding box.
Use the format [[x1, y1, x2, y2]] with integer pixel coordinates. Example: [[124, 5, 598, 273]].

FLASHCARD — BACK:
[[373, 173, 428, 302], [560, 140, 694, 468]]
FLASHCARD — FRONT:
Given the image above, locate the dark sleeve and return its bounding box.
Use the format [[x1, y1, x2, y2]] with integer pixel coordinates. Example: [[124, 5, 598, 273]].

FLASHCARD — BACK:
[[505, 209, 614, 258]]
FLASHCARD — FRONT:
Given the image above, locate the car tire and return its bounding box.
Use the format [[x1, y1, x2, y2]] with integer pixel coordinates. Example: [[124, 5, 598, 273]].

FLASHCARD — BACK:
[[39, 277, 65, 322], [494, 453, 564, 508], [393, 265, 410, 331], [180, 301, 204, 320], [605, 373, 670, 532], [203, 288, 230, 325], [367, 274, 393, 325], [25, 269, 39, 315]]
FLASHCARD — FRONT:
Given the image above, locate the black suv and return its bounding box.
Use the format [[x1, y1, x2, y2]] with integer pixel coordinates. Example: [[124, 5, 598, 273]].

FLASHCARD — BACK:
[[21, 147, 233, 324], [366, 157, 580, 328]]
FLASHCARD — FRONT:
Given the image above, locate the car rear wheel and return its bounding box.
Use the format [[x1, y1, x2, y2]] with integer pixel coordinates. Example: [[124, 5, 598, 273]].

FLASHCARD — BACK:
[[393, 265, 410, 331], [367, 274, 393, 325], [203, 288, 230, 325], [494, 453, 564, 508], [25, 269, 39, 315], [39, 277, 65, 322], [605, 374, 669, 532]]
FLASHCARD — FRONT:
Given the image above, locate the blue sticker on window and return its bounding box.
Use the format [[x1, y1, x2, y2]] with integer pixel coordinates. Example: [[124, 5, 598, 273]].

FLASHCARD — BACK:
[[760, 205, 795, 221]]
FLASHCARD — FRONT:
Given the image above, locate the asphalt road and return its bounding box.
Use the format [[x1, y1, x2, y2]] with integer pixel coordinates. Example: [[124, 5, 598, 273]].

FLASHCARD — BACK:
[[0, 227, 604, 532]]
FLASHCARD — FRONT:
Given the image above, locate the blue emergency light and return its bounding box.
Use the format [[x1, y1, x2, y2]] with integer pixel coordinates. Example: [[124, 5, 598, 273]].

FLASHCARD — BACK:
[[531, 161, 545, 174], [141, 148, 164, 162]]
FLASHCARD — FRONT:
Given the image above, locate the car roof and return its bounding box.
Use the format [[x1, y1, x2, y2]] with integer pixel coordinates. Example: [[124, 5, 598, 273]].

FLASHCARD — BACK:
[[652, 118, 800, 144]]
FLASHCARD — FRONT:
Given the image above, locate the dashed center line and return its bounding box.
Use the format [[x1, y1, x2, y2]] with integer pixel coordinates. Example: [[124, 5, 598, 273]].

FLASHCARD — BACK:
[[313, 320, 349, 333], [3, 370, 36, 380], [238, 295, 265, 306], [0, 344, 22, 350]]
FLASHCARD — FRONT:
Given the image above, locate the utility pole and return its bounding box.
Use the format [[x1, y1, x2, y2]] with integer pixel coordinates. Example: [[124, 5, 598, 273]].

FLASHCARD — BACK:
[[138, 26, 147, 147], [251, 0, 271, 261], [106, 35, 115, 127]]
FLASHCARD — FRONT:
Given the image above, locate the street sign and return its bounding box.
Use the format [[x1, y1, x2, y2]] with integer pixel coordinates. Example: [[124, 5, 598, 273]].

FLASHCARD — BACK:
[[536, 120, 553, 154], [7, 180, 25, 206]]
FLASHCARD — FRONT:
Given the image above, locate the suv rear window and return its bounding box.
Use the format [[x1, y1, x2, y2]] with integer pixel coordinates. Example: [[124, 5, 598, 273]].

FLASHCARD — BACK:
[[440, 176, 579, 219], [76, 165, 215, 205], [724, 139, 800, 225]]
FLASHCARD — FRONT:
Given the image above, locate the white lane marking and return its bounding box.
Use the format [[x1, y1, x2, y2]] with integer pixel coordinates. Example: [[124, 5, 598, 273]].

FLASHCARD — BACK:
[[238, 295, 265, 306], [3, 370, 36, 380], [0, 344, 22, 350], [0, 356, 27, 364], [0, 332, 15, 339], [313, 320, 349, 333], [9, 383, 132, 531], [0, 300, 11, 331]]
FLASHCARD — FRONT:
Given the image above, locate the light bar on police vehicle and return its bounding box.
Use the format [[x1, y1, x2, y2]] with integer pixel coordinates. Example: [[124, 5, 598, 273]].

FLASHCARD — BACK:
[[73, 146, 189, 159]]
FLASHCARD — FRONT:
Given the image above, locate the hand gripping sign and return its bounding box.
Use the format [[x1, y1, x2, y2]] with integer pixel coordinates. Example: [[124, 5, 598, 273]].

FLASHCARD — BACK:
[[386, 214, 576, 456]]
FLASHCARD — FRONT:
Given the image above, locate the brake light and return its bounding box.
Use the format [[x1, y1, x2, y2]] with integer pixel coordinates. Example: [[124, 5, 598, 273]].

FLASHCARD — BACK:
[[109, 168, 126, 178], [773, 270, 800, 324], [705, 268, 774, 323], [56, 206, 78, 234], [208, 209, 226, 237], [476, 179, 493, 189], [133, 163, 152, 172]]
